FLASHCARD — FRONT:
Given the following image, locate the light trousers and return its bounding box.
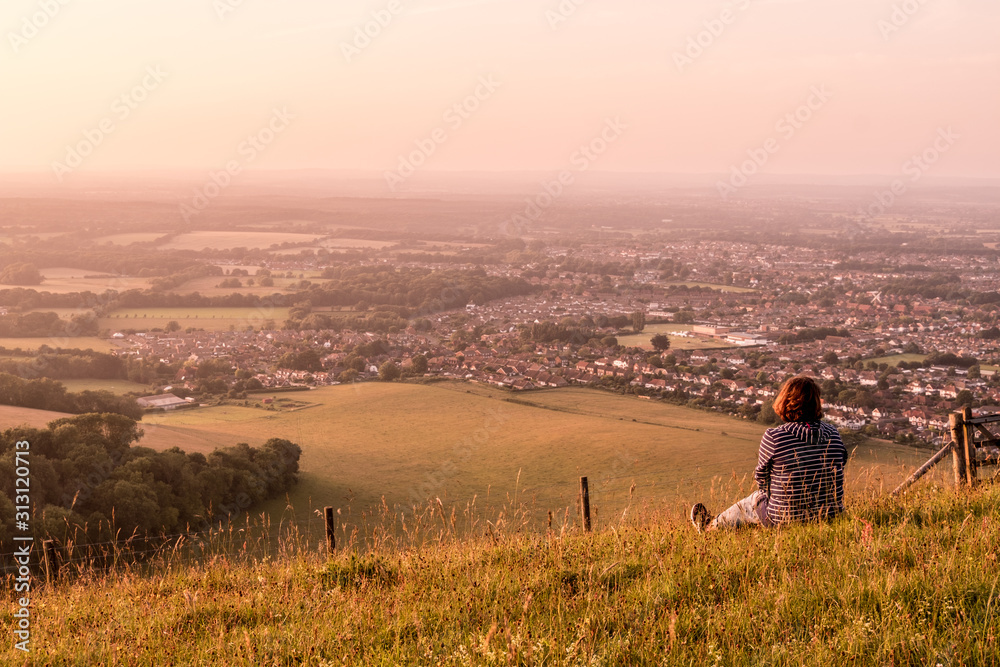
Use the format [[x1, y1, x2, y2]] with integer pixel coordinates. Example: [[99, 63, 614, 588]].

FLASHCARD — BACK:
[[708, 490, 769, 530]]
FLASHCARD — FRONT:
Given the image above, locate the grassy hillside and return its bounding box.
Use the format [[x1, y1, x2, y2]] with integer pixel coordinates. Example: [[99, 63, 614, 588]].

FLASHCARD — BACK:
[[134, 384, 936, 540], [5, 483, 999, 665], [1, 383, 940, 539], [0, 405, 73, 428]]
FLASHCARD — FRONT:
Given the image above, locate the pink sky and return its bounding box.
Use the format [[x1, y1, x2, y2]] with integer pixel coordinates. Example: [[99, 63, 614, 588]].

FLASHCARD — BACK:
[[2, 0, 998, 182]]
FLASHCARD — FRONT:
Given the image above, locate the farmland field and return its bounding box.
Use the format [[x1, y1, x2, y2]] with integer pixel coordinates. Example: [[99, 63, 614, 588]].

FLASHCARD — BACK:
[[665, 281, 756, 293], [0, 405, 73, 429], [867, 353, 928, 366], [134, 383, 936, 535], [617, 323, 736, 351], [59, 379, 152, 394], [171, 275, 305, 296], [160, 231, 324, 251], [21, 267, 153, 294], [0, 404, 235, 454], [101, 307, 291, 332], [0, 336, 117, 352]]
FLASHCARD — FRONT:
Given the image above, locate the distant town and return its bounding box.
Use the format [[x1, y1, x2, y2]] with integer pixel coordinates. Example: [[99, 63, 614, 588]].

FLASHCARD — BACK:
[[80, 234, 1000, 449]]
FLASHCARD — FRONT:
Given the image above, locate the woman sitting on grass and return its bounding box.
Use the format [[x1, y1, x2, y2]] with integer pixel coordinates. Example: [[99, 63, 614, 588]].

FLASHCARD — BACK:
[[691, 375, 848, 532]]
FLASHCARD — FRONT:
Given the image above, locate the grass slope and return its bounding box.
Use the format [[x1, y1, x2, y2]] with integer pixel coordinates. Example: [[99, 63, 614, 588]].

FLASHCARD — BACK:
[[138, 384, 936, 535], [7, 484, 1000, 665]]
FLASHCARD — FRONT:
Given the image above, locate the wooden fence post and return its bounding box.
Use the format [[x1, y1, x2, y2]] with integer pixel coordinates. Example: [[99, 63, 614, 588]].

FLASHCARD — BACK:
[[950, 412, 968, 487], [579, 477, 592, 533], [324, 506, 336, 555], [42, 540, 59, 585], [963, 406, 978, 486]]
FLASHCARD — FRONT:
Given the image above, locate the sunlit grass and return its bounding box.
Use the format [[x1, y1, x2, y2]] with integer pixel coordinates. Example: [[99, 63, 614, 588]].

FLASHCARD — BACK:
[[5, 478, 999, 665]]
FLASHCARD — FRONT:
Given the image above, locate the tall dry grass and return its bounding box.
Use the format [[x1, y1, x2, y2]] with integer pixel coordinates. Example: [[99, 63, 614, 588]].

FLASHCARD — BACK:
[[2, 467, 997, 666]]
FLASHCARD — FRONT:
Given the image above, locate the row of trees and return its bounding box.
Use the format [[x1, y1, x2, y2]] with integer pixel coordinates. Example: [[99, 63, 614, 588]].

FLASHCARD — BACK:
[[0, 311, 99, 337], [0, 263, 42, 285], [307, 268, 533, 313], [0, 373, 142, 418], [0, 348, 127, 380], [0, 414, 302, 544]]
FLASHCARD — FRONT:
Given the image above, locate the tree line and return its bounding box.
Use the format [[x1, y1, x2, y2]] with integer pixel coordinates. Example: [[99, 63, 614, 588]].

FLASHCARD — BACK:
[[0, 413, 302, 546], [0, 348, 127, 380], [0, 311, 99, 337], [0, 373, 142, 418]]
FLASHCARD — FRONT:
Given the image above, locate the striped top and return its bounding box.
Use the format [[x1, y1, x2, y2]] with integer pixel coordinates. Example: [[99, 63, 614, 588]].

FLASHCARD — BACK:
[[754, 421, 847, 525]]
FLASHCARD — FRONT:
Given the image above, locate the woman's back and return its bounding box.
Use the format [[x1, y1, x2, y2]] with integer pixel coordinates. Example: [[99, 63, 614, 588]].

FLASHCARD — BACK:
[[755, 420, 847, 524]]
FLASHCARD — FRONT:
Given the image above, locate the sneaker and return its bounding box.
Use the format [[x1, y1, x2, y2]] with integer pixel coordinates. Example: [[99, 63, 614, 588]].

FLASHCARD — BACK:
[[690, 503, 712, 533]]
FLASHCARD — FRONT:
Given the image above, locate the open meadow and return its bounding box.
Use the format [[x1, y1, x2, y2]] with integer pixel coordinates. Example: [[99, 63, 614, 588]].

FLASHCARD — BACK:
[[101, 307, 292, 332], [58, 379, 152, 394], [665, 281, 757, 293], [123, 383, 938, 540], [13, 267, 153, 294], [171, 275, 308, 296], [867, 353, 928, 366], [0, 336, 117, 353], [0, 382, 942, 541]]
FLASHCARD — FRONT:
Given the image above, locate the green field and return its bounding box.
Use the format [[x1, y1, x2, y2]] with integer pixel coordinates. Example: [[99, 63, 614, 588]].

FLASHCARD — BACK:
[[1, 382, 937, 541], [59, 378, 152, 394], [0, 336, 117, 353], [867, 353, 928, 366], [618, 324, 735, 351], [666, 281, 756, 293], [102, 307, 291, 332], [0, 404, 73, 428], [27, 267, 153, 294], [133, 384, 933, 536], [172, 275, 305, 296]]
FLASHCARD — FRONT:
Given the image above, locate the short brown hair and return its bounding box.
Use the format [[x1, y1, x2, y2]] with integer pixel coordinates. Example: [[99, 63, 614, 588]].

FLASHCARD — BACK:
[[773, 376, 823, 423]]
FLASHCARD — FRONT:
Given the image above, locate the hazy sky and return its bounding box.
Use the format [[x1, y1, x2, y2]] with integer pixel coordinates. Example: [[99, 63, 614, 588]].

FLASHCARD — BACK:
[[2, 0, 998, 184]]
